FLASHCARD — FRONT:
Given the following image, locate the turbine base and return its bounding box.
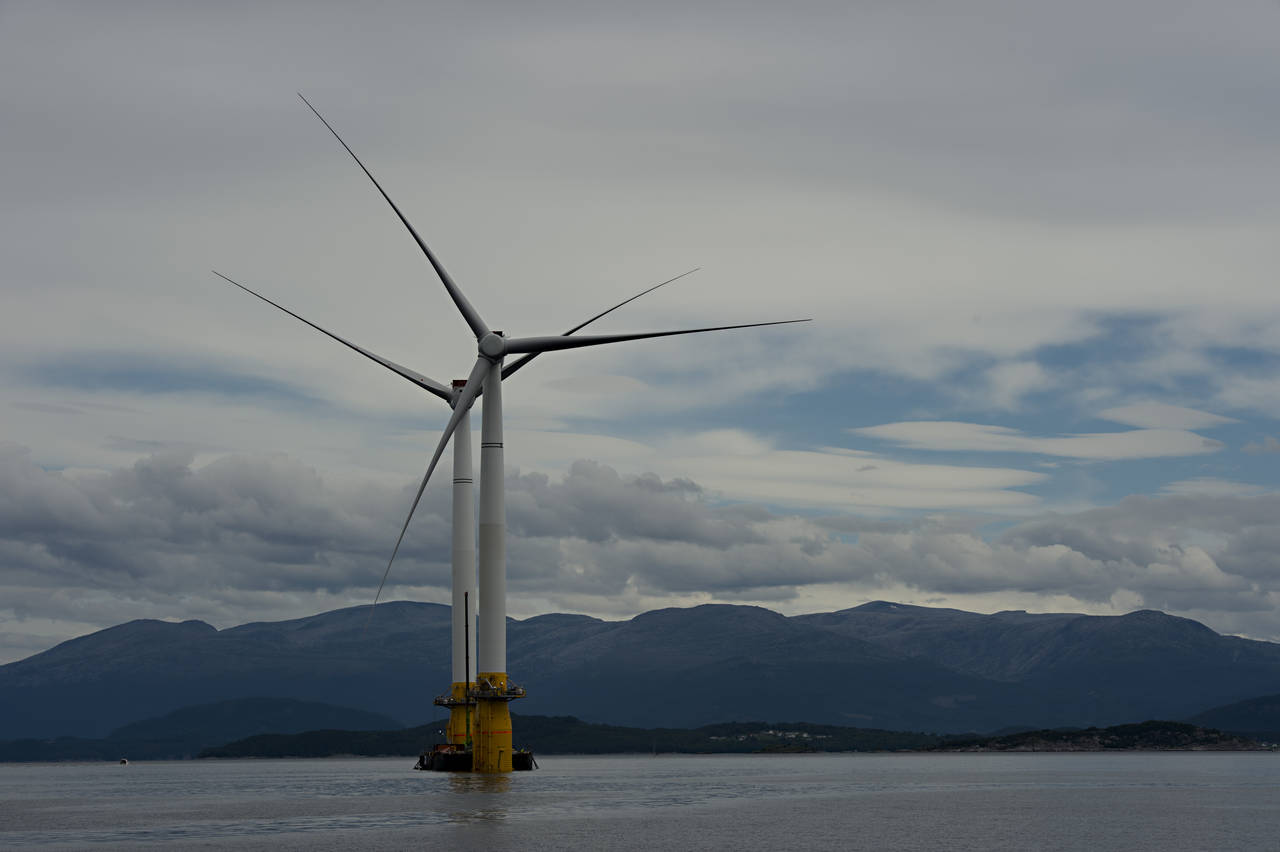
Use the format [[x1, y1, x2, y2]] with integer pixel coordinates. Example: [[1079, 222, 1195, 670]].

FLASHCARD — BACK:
[[472, 671, 528, 773]]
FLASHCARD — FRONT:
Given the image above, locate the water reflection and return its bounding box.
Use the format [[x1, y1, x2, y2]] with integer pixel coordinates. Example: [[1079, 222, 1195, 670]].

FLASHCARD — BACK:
[[448, 773, 512, 794], [445, 773, 512, 823]]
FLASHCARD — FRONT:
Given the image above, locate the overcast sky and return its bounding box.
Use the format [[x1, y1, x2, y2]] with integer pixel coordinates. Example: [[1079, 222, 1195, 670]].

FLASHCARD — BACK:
[[4, 1, 1280, 662]]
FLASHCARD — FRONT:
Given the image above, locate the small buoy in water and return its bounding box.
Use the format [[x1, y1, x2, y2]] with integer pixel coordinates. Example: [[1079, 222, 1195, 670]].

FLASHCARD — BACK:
[[119, 758, 128, 765]]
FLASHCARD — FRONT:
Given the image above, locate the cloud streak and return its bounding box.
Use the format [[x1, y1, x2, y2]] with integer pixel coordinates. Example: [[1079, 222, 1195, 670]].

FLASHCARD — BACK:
[[853, 421, 1223, 460]]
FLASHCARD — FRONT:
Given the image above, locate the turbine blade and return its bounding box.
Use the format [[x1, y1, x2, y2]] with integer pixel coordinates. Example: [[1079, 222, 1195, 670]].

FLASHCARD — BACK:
[[367, 356, 489, 627], [213, 271, 452, 403], [503, 318, 811, 355], [560, 267, 701, 337], [501, 268, 700, 382], [297, 94, 490, 340]]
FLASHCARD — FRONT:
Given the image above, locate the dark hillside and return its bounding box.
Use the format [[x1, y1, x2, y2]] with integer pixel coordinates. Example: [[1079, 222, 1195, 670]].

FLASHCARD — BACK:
[[1188, 693, 1280, 741], [938, 720, 1262, 752], [0, 697, 404, 761]]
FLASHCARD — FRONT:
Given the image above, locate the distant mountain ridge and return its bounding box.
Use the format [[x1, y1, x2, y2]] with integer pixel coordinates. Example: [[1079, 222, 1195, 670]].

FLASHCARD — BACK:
[[0, 697, 402, 761], [3, 600, 1279, 739], [1188, 693, 1280, 741]]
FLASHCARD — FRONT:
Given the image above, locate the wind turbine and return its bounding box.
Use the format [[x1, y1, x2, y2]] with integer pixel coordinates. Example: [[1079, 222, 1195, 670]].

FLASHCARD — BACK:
[[235, 95, 809, 771], [212, 266, 696, 751]]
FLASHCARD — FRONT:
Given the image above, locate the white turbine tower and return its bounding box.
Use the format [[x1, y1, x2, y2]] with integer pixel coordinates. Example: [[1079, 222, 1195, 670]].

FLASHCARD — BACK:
[[228, 95, 809, 771], [212, 266, 694, 750]]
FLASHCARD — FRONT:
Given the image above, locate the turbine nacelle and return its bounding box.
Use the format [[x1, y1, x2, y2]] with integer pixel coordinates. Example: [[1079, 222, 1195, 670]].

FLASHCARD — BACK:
[[449, 378, 469, 409]]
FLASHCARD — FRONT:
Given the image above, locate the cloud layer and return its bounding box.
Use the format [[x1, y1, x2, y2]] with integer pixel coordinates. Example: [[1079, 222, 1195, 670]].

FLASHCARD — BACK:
[[4, 445, 1280, 663]]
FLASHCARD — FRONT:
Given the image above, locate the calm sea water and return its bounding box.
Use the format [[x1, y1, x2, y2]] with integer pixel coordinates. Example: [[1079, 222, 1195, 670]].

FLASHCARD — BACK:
[[1, 752, 1277, 850]]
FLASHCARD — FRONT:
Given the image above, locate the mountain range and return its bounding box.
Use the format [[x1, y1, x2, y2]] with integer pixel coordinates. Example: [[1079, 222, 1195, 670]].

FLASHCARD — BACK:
[[4, 600, 1279, 739]]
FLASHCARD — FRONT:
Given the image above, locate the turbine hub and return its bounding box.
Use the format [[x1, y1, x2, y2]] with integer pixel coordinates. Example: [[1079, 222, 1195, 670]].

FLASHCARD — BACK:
[[478, 332, 506, 360]]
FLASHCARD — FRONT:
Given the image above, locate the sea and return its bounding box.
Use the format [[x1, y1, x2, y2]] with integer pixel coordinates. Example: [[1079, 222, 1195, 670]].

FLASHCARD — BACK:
[[1, 752, 1277, 850]]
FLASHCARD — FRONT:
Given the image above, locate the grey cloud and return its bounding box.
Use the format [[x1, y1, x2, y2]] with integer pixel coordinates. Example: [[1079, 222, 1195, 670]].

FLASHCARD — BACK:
[[814, 513, 998, 536], [505, 460, 763, 549], [1244, 436, 1280, 454], [0, 444, 435, 597], [15, 351, 327, 408], [795, 536, 827, 558], [629, 473, 702, 496], [102, 436, 219, 454], [999, 494, 1280, 559], [989, 495, 1280, 611], [813, 516, 921, 535]]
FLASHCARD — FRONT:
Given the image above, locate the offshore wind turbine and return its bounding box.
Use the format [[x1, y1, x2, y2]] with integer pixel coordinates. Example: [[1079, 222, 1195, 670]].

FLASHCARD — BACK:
[[243, 95, 808, 771], [211, 266, 696, 751], [382, 280, 805, 776]]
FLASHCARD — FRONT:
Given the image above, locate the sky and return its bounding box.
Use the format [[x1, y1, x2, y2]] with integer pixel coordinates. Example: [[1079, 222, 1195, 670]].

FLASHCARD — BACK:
[[4, 1, 1280, 663]]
